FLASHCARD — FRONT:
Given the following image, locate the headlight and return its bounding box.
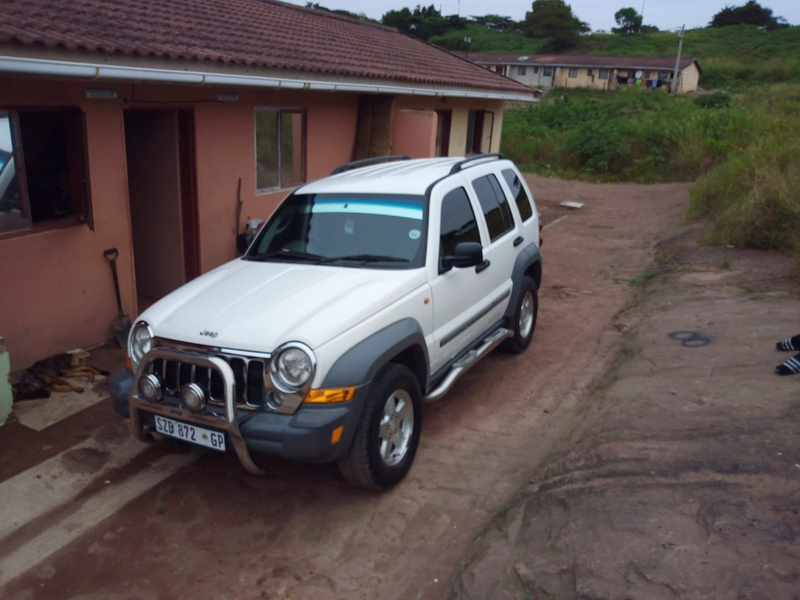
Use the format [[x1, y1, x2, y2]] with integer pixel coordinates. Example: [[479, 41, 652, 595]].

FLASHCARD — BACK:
[[270, 343, 315, 391], [129, 321, 154, 365]]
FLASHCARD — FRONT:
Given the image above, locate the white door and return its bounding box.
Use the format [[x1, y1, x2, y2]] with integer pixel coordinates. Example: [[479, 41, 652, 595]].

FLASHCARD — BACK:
[[462, 166, 521, 338], [427, 177, 494, 374]]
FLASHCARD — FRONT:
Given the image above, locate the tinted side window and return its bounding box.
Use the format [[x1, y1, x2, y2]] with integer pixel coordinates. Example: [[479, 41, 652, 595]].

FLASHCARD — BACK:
[[472, 174, 514, 242], [440, 187, 480, 256], [502, 168, 533, 222]]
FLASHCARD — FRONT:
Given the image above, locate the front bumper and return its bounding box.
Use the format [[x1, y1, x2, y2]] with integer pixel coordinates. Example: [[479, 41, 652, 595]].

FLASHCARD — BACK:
[[110, 348, 367, 475]]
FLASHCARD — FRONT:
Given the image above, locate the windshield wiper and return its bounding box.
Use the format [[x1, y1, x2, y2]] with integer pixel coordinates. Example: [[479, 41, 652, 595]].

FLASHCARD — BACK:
[[321, 254, 409, 264], [247, 250, 325, 263]]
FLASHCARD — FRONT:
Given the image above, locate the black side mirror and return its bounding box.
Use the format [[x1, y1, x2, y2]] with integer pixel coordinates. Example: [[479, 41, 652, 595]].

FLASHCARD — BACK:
[[237, 233, 254, 255], [442, 242, 483, 271]]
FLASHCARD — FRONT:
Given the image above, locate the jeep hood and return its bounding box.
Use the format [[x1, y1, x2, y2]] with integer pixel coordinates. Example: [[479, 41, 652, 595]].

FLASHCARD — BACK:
[[138, 259, 428, 352]]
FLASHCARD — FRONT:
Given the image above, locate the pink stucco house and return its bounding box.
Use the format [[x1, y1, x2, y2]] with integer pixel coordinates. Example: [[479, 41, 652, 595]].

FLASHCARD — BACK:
[[0, 0, 535, 370]]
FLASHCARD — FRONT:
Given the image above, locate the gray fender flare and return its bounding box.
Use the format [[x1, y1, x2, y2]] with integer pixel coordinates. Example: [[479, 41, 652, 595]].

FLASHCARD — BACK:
[[321, 318, 429, 389], [504, 243, 542, 320]]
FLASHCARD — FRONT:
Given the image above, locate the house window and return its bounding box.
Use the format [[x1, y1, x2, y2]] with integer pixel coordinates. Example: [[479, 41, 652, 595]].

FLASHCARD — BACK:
[[658, 71, 670, 81], [255, 109, 305, 192], [518, 66, 527, 76], [533, 66, 539, 74], [543, 67, 553, 76], [0, 109, 92, 236], [587, 69, 594, 76], [599, 69, 609, 79], [568, 68, 578, 78], [644, 71, 651, 79], [471, 174, 514, 242]]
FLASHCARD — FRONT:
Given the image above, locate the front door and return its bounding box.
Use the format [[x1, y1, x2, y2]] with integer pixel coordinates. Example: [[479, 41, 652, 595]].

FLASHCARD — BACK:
[[427, 179, 490, 373]]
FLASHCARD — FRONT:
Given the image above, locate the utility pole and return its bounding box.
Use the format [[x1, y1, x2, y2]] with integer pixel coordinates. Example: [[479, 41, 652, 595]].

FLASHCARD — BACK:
[[671, 25, 685, 94], [457, 0, 461, 16], [641, 0, 645, 22], [464, 35, 472, 60]]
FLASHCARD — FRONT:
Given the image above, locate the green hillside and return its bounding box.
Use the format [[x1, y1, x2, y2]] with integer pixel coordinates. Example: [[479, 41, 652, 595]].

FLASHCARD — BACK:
[[431, 24, 800, 89]]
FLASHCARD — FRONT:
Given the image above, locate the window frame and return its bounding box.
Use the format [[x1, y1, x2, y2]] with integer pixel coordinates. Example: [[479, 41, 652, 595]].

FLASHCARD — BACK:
[[0, 106, 92, 239], [543, 67, 553, 77], [533, 66, 539, 74], [254, 107, 307, 194], [438, 185, 482, 271], [500, 168, 534, 223], [568, 68, 578, 78], [599, 69, 609, 80], [470, 173, 515, 244], [518, 66, 527, 76]]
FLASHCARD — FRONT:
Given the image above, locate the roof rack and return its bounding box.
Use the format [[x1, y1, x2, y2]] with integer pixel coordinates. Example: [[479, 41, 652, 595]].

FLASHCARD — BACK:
[[330, 155, 411, 176], [449, 153, 506, 175]]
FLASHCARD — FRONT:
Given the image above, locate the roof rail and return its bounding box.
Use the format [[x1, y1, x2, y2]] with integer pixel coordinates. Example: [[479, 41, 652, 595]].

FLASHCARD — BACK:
[[330, 155, 411, 176], [449, 153, 507, 175]]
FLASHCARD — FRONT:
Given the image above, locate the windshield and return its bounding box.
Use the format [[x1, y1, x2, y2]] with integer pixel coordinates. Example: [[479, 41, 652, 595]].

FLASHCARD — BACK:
[[245, 193, 427, 268]]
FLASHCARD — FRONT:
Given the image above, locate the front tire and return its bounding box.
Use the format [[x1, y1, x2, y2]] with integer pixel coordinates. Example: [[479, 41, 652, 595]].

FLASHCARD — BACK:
[[337, 364, 422, 490], [502, 276, 538, 353]]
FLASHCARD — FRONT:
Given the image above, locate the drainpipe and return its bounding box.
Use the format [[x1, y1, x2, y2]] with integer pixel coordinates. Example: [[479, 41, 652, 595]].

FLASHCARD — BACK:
[[0, 337, 11, 426]]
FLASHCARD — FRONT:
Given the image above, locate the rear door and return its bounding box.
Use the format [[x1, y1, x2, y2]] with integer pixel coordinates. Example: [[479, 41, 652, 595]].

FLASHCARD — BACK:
[[462, 165, 520, 332]]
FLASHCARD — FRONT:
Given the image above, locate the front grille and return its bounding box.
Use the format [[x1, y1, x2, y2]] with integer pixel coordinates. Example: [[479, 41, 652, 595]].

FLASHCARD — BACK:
[[148, 355, 267, 408]]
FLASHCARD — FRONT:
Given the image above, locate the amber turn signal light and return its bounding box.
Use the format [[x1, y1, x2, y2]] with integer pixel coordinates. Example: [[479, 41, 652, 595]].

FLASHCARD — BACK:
[[304, 387, 357, 404], [125, 356, 133, 372]]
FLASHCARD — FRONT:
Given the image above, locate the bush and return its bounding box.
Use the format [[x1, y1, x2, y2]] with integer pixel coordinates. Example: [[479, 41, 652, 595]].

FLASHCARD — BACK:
[[503, 84, 800, 256], [694, 91, 732, 108]]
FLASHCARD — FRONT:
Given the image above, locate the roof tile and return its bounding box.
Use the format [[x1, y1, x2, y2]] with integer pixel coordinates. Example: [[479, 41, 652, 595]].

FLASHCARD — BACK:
[[0, 0, 532, 94]]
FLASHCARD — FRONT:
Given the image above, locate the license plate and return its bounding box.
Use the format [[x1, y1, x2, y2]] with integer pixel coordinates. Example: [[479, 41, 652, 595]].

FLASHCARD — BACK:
[[153, 415, 226, 452]]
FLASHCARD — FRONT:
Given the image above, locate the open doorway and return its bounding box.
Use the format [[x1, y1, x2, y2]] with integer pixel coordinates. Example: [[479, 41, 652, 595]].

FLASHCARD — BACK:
[[435, 109, 451, 157], [465, 110, 494, 155], [124, 109, 198, 312]]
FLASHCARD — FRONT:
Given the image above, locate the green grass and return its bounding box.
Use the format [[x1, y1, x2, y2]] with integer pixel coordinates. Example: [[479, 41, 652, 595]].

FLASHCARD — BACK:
[[503, 83, 800, 256], [688, 86, 800, 254], [502, 86, 747, 183], [431, 24, 800, 90]]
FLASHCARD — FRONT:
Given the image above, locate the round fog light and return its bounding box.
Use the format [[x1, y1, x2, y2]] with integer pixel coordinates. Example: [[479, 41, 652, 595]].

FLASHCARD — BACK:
[[267, 392, 284, 411], [180, 383, 206, 412], [138, 373, 163, 402]]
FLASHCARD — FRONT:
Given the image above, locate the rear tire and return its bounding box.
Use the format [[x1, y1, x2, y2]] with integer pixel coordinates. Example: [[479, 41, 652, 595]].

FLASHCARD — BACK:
[[337, 364, 422, 490], [502, 276, 538, 353]]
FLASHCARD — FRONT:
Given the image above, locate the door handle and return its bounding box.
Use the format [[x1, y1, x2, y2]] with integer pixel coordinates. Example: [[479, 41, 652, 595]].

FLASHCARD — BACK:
[[475, 260, 491, 273], [513, 236, 524, 247]]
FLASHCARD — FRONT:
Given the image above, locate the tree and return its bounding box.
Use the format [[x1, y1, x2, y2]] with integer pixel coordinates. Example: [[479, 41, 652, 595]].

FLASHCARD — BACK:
[[304, 2, 374, 22], [612, 7, 642, 34], [521, 0, 590, 51], [381, 5, 460, 40], [471, 15, 518, 31], [710, 1, 788, 30]]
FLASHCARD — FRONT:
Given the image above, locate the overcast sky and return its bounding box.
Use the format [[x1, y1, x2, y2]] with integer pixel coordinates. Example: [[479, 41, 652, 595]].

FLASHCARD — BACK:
[[288, 0, 798, 32]]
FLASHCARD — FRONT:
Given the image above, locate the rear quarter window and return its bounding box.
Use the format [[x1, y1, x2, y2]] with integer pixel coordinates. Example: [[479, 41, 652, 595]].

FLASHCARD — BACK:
[[471, 174, 515, 242], [501, 169, 533, 222]]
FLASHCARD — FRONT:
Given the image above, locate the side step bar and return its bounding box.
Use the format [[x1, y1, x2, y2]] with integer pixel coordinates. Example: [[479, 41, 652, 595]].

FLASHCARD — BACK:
[[424, 327, 513, 403]]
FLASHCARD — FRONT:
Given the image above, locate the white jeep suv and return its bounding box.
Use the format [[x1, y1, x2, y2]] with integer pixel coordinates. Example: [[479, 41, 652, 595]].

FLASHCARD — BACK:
[[110, 154, 542, 490]]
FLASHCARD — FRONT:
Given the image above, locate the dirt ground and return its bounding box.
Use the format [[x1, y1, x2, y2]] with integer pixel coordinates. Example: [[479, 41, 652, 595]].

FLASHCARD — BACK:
[[1, 176, 718, 599], [449, 224, 800, 599]]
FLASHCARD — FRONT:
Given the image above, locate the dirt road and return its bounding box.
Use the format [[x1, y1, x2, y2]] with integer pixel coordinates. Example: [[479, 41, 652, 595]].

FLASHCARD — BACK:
[[0, 177, 689, 599], [449, 224, 800, 599]]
